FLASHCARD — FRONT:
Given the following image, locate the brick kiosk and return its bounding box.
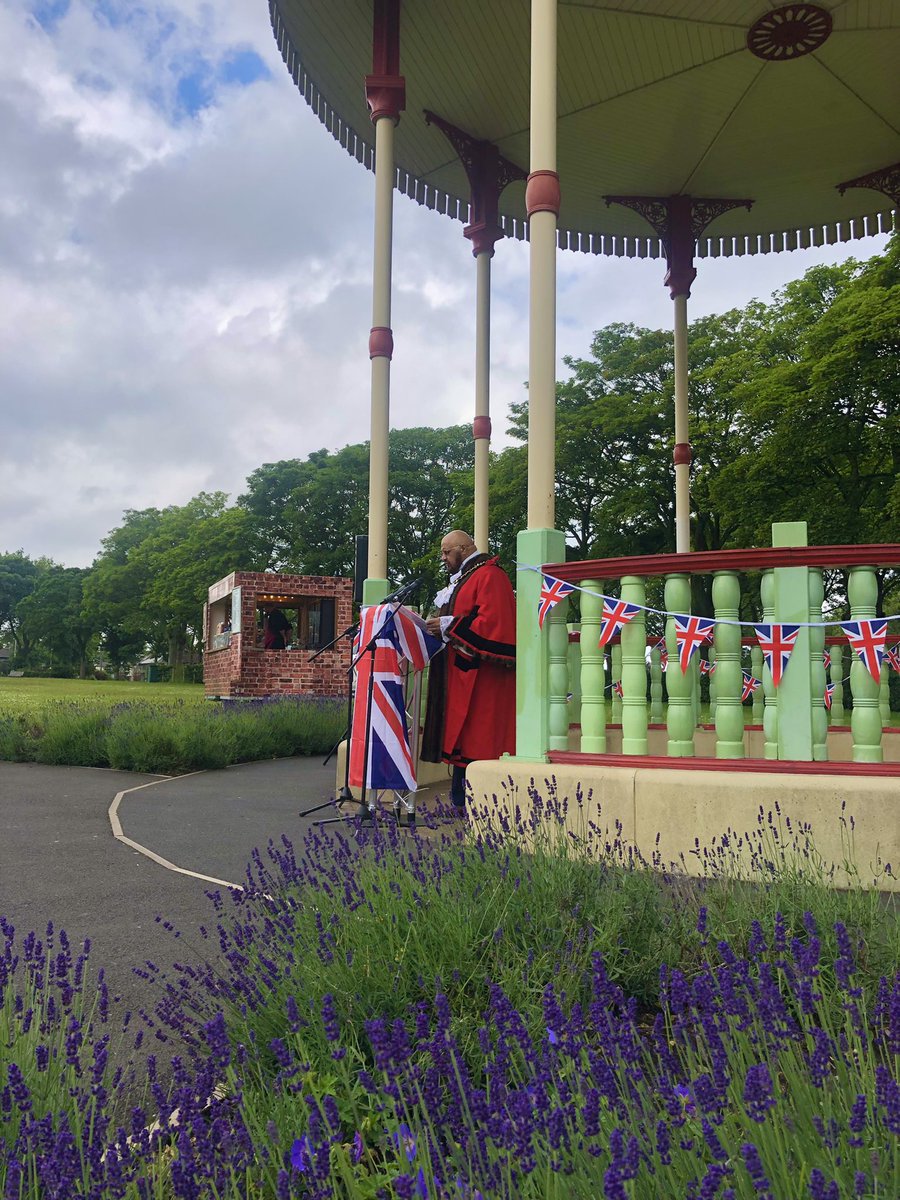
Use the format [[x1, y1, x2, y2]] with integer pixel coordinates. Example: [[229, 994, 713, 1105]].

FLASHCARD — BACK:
[[203, 571, 353, 699]]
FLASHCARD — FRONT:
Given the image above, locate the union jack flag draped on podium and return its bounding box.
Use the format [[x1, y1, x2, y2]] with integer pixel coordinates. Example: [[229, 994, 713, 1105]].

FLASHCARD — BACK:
[[598, 599, 641, 648], [537, 576, 575, 629], [840, 619, 889, 684], [673, 614, 716, 674], [753, 623, 800, 688], [349, 605, 442, 791], [741, 671, 761, 702]]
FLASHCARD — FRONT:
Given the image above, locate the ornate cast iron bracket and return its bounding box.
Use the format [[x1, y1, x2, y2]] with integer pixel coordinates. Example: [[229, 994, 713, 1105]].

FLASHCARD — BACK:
[[603, 194, 754, 298]]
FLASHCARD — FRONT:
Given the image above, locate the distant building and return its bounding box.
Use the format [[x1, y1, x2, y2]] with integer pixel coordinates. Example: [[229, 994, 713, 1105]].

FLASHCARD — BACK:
[[203, 571, 353, 699]]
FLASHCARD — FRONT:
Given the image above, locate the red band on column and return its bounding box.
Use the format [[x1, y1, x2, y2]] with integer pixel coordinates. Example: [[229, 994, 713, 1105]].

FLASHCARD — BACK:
[[369, 326, 394, 359], [673, 442, 693, 467], [525, 170, 561, 217], [365, 75, 406, 122], [473, 416, 492, 440]]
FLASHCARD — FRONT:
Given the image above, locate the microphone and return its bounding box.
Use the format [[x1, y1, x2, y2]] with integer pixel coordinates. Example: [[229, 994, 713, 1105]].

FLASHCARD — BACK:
[[382, 576, 424, 604]]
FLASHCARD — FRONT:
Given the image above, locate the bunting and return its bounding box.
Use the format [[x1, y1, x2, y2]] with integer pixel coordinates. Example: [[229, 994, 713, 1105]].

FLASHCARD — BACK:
[[824, 682, 835, 711], [753, 623, 800, 688], [598, 599, 641, 648], [840, 619, 888, 684], [823, 648, 831, 670], [654, 637, 668, 671], [612, 680, 623, 698], [537, 575, 574, 630], [741, 671, 761, 702], [886, 646, 900, 673], [673, 615, 715, 674]]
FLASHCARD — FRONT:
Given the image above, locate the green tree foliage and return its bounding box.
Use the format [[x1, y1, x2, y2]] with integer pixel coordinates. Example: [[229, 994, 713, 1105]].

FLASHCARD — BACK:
[[0, 551, 40, 650], [16, 567, 96, 676]]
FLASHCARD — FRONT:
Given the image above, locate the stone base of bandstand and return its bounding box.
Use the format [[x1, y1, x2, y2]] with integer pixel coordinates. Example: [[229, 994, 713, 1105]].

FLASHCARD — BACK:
[[467, 740, 900, 894]]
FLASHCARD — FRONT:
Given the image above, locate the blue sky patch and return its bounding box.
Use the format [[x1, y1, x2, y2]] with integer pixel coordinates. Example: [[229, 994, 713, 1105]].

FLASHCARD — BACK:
[[220, 49, 270, 87], [31, 0, 70, 28]]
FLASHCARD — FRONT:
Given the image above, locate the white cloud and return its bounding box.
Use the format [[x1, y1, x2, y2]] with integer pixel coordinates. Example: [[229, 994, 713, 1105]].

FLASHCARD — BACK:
[[0, 1, 889, 567]]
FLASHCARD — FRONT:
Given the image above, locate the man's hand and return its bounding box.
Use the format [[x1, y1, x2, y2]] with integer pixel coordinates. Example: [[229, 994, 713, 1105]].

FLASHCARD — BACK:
[[425, 617, 443, 636]]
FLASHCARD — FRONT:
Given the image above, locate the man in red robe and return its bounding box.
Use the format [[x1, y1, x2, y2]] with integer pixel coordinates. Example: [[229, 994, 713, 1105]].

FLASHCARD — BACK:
[[422, 531, 516, 811]]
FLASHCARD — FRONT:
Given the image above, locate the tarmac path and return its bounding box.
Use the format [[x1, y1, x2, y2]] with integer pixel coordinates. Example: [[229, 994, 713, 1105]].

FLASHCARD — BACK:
[[0, 757, 345, 1049]]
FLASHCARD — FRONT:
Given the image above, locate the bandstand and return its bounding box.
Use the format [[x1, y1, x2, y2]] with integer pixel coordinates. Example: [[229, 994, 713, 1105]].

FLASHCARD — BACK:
[[267, 1, 900, 886]]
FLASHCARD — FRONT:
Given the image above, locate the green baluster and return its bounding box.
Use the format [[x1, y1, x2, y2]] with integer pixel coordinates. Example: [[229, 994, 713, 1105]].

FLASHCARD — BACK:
[[829, 643, 844, 724], [772, 522, 813, 761], [548, 588, 570, 752], [760, 569, 778, 759], [649, 642, 664, 724], [611, 642, 623, 724], [751, 644, 765, 723], [579, 581, 606, 753], [692, 657, 701, 729], [880, 662, 891, 728], [848, 565, 882, 763], [665, 573, 694, 756], [620, 575, 648, 755], [708, 646, 717, 722], [808, 568, 828, 760], [713, 570, 744, 758], [567, 623, 581, 731]]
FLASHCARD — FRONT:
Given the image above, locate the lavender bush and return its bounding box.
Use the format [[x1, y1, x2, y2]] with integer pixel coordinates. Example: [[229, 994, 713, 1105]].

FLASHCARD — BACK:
[[2, 791, 898, 1197]]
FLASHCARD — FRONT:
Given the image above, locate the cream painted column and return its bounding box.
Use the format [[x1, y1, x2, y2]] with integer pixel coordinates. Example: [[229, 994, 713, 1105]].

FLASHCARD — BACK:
[[365, 115, 397, 603], [526, 0, 558, 531], [473, 250, 492, 552], [515, 0, 564, 760], [363, 12, 404, 605], [673, 293, 691, 554]]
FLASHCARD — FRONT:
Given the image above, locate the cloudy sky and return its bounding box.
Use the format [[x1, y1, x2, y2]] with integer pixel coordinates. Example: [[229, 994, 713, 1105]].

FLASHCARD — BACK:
[[2, 1, 889, 569]]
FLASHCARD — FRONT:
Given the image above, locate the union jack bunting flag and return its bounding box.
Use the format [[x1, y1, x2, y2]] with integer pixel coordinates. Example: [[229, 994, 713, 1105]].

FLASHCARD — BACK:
[[673, 614, 716, 674], [824, 682, 835, 711], [612, 680, 623, 698], [598, 598, 642, 648], [538, 575, 575, 630], [349, 605, 442, 791], [753, 623, 800, 688], [840, 619, 889, 684], [823, 648, 831, 670], [699, 659, 714, 676], [653, 637, 668, 671], [886, 646, 900, 673], [741, 671, 761, 702]]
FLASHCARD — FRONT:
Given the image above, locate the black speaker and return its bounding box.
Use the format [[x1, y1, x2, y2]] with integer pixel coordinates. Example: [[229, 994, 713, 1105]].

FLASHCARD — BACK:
[[353, 535, 368, 605]]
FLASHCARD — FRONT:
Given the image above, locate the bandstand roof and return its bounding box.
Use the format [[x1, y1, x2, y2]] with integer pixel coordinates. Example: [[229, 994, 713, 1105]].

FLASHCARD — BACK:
[[269, 0, 899, 259]]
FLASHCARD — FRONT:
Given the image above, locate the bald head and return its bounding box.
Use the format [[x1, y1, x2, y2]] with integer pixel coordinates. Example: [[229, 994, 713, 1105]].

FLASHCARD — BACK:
[[440, 530, 476, 574]]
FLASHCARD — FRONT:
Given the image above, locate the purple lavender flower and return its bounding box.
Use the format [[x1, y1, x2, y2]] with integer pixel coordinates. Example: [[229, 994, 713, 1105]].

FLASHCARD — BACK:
[[740, 1142, 773, 1198], [743, 1063, 776, 1123], [290, 1133, 314, 1171]]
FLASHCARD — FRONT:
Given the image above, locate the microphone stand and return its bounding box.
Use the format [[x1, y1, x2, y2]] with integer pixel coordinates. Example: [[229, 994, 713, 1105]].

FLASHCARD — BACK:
[[294, 619, 360, 819], [310, 579, 424, 828]]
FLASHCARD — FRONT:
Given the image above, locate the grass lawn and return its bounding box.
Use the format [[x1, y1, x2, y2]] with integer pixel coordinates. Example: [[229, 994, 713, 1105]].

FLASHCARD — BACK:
[[0, 676, 205, 714]]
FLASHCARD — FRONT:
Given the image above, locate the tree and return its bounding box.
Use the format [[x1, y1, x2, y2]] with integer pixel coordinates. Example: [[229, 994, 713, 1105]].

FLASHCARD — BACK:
[[17, 567, 97, 676], [0, 551, 40, 650]]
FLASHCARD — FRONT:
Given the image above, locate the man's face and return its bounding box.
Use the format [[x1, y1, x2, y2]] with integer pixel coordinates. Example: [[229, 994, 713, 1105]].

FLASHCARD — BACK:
[[440, 537, 468, 575]]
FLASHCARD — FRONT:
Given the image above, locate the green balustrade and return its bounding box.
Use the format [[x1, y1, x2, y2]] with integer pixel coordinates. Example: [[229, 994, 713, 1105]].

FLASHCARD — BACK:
[[611, 642, 623, 724], [579, 580, 606, 753], [829, 644, 845, 724], [760, 569, 778, 758], [773, 522, 814, 761], [649, 642, 664, 723], [712, 570, 744, 758], [665, 573, 694, 756], [620, 575, 648, 755], [548, 589, 570, 752], [708, 647, 717, 721], [848, 565, 883, 763], [750, 644, 764, 722], [879, 662, 891, 727], [566, 624, 581, 730], [808, 568, 828, 760]]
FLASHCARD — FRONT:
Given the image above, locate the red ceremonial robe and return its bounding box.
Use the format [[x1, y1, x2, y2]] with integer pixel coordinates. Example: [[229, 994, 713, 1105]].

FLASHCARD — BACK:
[[422, 556, 516, 766]]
